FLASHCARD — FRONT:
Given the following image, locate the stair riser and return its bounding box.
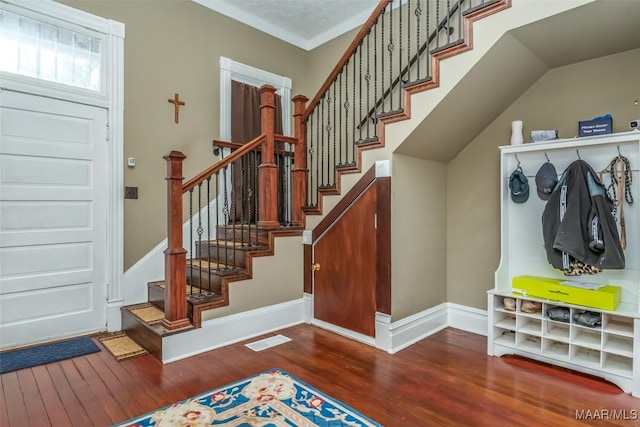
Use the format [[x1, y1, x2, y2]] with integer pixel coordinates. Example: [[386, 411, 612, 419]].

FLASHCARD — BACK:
[[121, 309, 162, 360], [147, 284, 165, 310], [186, 268, 224, 294], [215, 226, 269, 245], [193, 242, 249, 269]]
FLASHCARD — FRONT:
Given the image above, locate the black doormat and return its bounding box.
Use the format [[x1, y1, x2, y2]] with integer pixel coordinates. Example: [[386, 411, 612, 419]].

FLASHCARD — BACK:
[[0, 336, 101, 374]]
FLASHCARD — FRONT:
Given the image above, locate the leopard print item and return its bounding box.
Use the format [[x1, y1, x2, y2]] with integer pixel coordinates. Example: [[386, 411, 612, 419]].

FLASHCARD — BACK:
[[563, 259, 603, 276]]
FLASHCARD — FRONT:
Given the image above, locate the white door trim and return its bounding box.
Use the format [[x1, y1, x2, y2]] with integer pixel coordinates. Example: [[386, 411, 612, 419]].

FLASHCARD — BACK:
[[0, 0, 125, 332], [219, 57, 292, 141]]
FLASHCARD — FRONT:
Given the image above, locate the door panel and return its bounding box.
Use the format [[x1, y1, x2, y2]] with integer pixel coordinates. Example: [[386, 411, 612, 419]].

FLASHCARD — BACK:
[[0, 90, 107, 348], [313, 184, 377, 336]]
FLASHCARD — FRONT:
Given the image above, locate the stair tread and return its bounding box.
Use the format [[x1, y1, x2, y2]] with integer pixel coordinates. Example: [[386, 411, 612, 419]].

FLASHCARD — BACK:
[[187, 259, 245, 271], [198, 240, 267, 249]]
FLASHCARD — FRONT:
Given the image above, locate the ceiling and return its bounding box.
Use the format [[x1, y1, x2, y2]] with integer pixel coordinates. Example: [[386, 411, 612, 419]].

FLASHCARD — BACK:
[[192, 0, 379, 50]]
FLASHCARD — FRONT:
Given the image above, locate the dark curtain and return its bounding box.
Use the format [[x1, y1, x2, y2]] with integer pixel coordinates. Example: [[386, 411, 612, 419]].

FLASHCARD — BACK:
[[230, 81, 283, 223]]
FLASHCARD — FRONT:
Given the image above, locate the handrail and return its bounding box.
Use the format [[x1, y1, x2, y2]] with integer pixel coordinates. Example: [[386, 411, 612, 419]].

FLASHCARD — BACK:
[[302, 0, 391, 122], [183, 134, 266, 193], [359, 0, 466, 128], [213, 134, 298, 150]]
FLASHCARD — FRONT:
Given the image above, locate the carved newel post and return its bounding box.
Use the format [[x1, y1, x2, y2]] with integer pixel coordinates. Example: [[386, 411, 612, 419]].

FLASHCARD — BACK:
[[258, 85, 280, 228], [291, 94, 309, 227], [162, 151, 191, 330]]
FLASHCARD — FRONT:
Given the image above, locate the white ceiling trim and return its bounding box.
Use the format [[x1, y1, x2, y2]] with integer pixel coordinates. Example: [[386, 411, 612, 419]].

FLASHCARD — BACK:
[[192, 0, 373, 51]]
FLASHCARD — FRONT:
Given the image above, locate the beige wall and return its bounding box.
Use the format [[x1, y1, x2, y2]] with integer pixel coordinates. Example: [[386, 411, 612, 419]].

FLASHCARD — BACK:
[[60, 0, 312, 270], [447, 48, 640, 310], [391, 154, 447, 320], [201, 236, 303, 321]]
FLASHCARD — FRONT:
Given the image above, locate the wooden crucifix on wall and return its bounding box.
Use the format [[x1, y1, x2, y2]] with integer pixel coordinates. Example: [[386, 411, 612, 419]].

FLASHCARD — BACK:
[[168, 93, 185, 123]]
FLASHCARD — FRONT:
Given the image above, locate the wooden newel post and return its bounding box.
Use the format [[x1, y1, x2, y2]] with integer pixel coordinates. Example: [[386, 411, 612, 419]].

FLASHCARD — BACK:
[[162, 151, 191, 330], [258, 85, 280, 228], [291, 94, 309, 227]]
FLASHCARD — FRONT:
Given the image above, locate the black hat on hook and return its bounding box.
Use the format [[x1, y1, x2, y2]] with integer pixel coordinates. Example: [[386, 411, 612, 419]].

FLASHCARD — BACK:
[[509, 166, 529, 203], [535, 162, 558, 201]]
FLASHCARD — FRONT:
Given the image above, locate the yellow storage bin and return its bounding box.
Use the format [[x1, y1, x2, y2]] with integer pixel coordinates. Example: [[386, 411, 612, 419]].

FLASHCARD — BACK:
[[511, 275, 621, 311]]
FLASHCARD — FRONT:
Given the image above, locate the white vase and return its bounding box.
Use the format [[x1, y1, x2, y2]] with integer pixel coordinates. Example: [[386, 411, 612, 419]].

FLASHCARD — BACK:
[[510, 120, 524, 145]]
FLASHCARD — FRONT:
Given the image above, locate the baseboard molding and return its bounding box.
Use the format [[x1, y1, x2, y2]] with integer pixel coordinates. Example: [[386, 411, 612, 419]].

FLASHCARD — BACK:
[[382, 303, 449, 354], [160, 298, 486, 362], [310, 319, 376, 347], [447, 302, 488, 336], [374, 303, 487, 354], [106, 299, 124, 332], [161, 298, 306, 363]]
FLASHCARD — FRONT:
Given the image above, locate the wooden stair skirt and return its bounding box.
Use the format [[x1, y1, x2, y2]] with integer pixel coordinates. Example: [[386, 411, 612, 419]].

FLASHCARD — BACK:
[[121, 225, 302, 360]]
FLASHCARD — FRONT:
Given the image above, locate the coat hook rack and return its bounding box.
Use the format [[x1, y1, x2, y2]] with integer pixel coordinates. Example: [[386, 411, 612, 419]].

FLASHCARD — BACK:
[[576, 149, 581, 160], [544, 152, 550, 162], [515, 154, 521, 168], [617, 145, 622, 156]]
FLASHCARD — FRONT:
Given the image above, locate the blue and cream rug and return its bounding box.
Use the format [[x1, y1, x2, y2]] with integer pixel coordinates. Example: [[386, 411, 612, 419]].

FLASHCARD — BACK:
[[114, 368, 380, 426]]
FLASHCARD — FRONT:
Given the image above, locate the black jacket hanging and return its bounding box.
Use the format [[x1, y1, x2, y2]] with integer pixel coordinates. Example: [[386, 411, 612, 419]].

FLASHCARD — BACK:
[[542, 159, 625, 271]]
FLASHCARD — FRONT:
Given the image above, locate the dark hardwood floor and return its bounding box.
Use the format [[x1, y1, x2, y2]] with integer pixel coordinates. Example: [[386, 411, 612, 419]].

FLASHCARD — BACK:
[[1, 325, 638, 426]]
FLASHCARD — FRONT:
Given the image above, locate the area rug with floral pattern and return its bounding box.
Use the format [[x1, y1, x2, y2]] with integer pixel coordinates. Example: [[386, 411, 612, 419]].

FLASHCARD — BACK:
[[113, 368, 381, 426]]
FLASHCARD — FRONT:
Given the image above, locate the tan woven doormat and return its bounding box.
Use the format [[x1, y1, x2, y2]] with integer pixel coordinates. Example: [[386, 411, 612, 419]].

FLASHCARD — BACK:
[[98, 332, 148, 361], [129, 304, 165, 324]]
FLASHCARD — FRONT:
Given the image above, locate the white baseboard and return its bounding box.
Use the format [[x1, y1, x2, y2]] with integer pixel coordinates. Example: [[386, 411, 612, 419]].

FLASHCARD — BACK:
[[160, 298, 486, 363], [161, 298, 306, 363], [374, 303, 487, 354], [447, 302, 488, 336], [382, 303, 449, 354], [310, 318, 376, 346], [106, 299, 124, 332]]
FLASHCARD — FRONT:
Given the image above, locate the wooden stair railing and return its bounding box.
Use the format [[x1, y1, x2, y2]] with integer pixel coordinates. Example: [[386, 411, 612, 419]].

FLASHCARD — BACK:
[[300, 0, 511, 214], [160, 0, 511, 330], [163, 85, 308, 328]]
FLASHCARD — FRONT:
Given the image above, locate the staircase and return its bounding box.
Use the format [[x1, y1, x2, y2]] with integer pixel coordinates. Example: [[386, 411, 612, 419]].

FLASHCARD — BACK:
[[121, 0, 515, 360]]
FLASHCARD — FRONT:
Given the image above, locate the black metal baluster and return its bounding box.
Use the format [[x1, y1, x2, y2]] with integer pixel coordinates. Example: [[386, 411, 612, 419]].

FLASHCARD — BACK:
[[197, 183, 203, 294], [240, 157, 245, 249], [398, 0, 403, 108], [215, 171, 220, 271], [407, 0, 411, 84], [320, 97, 325, 187], [188, 189, 194, 294], [426, 0, 431, 77], [326, 93, 331, 187], [458, 0, 463, 41], [415, 0, 421, 81], [308, 115, 314, 207], [380, 8, 386, 114], [207, 177, 212, 295], [388, 0, 394, 111], [338, 68, 343, 166], [436, 0, 441, 50], [365, 30, 371, 140], [315, 105, 320, 200], [343, 59, 349, 165], [333, 78, 337, 174], [252, 149, 258, 246], [447, 0, 451, 45], [228, 165, 234, 270], [355, 44, 361, 143], [373, 18, 379, 131]]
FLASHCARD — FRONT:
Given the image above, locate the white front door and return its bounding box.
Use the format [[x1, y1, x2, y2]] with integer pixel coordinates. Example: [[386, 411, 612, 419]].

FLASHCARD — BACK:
[[0, 90, 108, 348]]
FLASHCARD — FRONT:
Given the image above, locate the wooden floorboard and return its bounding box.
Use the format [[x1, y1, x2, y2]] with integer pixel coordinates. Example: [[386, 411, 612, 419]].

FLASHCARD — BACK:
[[1, 325, 638, 426]]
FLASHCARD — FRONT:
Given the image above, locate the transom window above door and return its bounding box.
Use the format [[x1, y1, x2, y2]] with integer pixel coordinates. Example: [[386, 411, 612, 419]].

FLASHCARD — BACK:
[[0, 9, 103, 91]]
